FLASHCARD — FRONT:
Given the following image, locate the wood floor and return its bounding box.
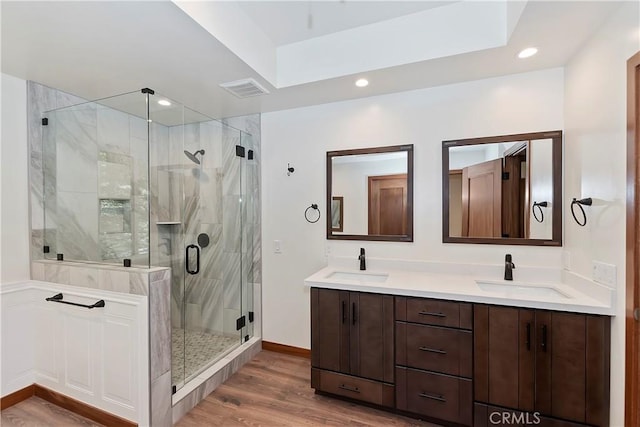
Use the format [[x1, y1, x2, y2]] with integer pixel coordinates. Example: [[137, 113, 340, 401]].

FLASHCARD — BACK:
[[1, 396, 101, 427], [177, 350, 437, 426], [1, 351, 438, 426]]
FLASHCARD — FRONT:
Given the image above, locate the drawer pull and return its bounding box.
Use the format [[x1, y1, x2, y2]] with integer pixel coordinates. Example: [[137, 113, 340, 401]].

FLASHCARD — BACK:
[[418, 311, 446, 317], [338, 384, 360, 393], [418, 346, 447, 355], [46, 293, 105, 309], [419, 392, 446, 403]]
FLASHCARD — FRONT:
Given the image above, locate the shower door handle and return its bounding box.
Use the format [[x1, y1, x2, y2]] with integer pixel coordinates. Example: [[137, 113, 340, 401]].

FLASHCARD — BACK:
[[186, 244, 200, 275]]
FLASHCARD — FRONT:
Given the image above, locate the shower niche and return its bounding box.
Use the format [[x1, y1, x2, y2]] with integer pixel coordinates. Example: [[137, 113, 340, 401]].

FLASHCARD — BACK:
[[41, 88, 257, 393]]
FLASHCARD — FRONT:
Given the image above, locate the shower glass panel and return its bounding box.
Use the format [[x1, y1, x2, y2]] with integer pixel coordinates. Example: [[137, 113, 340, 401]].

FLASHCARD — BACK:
[[152, 100, 251, 391], [241, 132, 256, 340], [42, 91, 151, 267], [42, 89, 255, 393]]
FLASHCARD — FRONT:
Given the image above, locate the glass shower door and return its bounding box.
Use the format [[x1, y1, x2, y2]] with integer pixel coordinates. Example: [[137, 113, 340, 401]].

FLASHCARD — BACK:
[[168, 106, 245, 391]]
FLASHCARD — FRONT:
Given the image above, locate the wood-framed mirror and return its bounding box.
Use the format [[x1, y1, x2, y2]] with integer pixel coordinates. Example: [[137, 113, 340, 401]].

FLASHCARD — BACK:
[[442, 130, 562, 246], [327, 144, 413, 241]]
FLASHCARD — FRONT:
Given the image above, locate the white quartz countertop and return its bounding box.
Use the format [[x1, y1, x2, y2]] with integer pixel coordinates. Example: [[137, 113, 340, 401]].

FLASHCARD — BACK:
[[304, 265, 614, 316]]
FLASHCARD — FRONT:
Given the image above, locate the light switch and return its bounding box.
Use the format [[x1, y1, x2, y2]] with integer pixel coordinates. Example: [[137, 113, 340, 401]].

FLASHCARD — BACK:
[[274, 240, 282, 254]]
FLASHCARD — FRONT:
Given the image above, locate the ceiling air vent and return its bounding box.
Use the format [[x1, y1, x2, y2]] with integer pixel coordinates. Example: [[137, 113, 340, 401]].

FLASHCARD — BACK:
[[219, 78, 270, 98]]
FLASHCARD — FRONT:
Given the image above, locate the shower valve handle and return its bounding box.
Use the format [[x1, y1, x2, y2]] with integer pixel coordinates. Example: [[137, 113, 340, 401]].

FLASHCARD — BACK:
[[186, 244, 200, 275]]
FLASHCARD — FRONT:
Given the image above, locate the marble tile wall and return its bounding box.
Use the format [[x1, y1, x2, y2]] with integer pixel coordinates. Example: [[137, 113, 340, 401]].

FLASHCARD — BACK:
[[31, 259, 166, 296], [149, 269, 172, 427]]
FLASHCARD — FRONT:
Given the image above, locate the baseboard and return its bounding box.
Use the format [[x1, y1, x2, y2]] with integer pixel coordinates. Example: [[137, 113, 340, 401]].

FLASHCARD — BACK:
[[2, 383, 135, 427], [262, 341, 311, 359], [1, 384, 36, 410], [28, 384, 137, 427]]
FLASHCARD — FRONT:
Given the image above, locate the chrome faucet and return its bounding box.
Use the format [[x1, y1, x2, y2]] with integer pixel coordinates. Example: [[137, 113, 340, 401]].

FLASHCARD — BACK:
[[358, 248, 366, 271], [504, 254, 515, 281]]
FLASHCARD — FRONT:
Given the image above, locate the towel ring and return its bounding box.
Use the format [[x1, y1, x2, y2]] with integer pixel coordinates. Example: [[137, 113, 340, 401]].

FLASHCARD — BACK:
[[532, 201, 548, 223], [305, 204, 321, 223], [571, 197, 592, 227]]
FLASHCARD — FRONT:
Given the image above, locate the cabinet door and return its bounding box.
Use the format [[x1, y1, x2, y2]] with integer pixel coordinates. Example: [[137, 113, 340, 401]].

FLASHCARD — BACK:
[[349, 292, 394, 383], [474, 305, 535, 410], [535, 311, 610, 426], [311, 288, 350, 373]]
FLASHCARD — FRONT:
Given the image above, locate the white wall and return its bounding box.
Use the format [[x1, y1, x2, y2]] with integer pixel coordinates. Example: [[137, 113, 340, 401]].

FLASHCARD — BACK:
[[564, 2, 639, 425], [449, 149, 488, 170], [529, 138, 554, 239], [1, 73, 30, 283], [262, 68, 564, 349]]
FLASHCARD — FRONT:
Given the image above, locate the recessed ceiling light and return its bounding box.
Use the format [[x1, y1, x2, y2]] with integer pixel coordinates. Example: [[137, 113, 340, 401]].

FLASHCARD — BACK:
[[518, 47, 538, 59], [355, 78, 369, 88], [158, 99, 171, 106]]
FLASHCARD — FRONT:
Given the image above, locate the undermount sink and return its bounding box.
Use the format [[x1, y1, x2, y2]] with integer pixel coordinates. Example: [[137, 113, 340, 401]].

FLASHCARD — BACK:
[[326, 271, 389, 283], [476, 280, 570, 299]]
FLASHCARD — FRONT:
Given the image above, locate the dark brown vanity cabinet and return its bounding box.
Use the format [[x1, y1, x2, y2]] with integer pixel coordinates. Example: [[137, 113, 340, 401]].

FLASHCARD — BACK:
[[474, 305, 611, 427], [395, 297, 474, 426], [310, 288, 394, 407]]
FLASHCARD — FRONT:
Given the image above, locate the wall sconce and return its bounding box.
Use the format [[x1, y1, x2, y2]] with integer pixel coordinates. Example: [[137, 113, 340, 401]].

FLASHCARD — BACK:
[[571, 197, 592, 226], [532, 201, 548, 223]]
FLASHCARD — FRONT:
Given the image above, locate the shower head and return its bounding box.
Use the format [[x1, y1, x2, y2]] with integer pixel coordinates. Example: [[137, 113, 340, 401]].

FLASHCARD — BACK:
[[184, 149, 205, 165]]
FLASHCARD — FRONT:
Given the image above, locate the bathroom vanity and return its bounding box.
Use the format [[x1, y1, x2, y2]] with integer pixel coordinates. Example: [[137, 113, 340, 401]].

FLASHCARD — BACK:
[[307, 264, 613, 427]]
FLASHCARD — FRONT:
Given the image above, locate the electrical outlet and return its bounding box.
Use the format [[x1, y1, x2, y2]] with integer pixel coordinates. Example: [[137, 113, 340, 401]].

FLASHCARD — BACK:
[[274, 240, 282, 254], [592, 261, 616, 287]]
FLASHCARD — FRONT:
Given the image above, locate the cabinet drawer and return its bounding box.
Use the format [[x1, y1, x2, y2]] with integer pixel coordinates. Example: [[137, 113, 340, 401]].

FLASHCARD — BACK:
[[314, 368, 394, 408], [396, 367, 472, 426], [396, 297, 472, 329], [396, 322, 472, 378]]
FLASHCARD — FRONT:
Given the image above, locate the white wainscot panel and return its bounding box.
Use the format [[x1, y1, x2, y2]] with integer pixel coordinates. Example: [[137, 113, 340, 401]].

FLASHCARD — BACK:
[[34, 303, 59, 384], [63, 310, 96, 396], [29, 284, 148, 425], [101, 316, 136, 412], [1, 288, 36, 395]]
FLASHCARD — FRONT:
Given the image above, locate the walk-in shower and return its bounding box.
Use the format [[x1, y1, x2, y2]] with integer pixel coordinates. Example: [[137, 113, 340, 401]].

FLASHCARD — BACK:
[[40, 88, 257, 392]]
